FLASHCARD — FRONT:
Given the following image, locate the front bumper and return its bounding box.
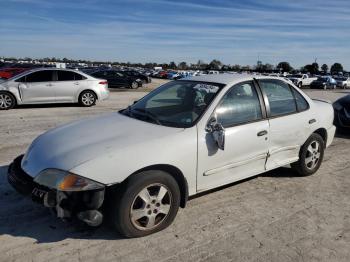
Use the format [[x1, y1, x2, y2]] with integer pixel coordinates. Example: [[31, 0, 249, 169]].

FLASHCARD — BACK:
[[7, 155, 106, 225]]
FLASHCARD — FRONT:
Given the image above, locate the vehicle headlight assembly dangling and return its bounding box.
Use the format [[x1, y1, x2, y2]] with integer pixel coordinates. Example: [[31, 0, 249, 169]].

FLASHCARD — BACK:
[[34, 169, 104, 191]]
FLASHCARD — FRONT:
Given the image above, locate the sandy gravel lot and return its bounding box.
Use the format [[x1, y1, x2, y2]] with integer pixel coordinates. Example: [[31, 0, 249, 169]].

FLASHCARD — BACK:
[[0, 80, 349, 262]]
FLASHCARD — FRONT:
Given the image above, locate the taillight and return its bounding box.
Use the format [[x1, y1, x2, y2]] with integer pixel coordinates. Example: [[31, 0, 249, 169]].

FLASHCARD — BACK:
[[99, 81, 108, 85]]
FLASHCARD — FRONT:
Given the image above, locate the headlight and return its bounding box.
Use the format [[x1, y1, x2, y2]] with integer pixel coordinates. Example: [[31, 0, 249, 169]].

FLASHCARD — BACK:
[[333, 102, 343, 111], [34, 169, 104, 191]]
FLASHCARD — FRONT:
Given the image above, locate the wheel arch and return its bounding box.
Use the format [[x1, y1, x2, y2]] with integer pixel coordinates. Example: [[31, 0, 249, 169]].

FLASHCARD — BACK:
[[126, 164, 189, 208], [313, 128, 327, 145]]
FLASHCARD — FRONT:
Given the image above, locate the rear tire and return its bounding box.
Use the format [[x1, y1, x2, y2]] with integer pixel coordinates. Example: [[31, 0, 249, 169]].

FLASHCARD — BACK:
[[0, 92, 16, 110], [130, 81, 139, 89], [291, 133, 325, 176], [79, 90, 96, 107], [298, 82, 302, 88], [109, 170, 180, 238]]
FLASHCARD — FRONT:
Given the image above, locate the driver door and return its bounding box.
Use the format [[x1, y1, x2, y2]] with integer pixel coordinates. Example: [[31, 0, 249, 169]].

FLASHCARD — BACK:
[[197, 81, 269, 192], [17, 70, 55, 103]]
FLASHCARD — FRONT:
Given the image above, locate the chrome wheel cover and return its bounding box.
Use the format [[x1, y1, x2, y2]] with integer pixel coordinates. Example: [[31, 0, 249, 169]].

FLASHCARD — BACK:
[[130, 183, 172, 231]]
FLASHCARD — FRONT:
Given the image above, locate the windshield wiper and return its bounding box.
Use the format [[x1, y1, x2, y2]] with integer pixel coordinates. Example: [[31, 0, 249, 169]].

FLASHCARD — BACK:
[[132, 108, 163, 126]]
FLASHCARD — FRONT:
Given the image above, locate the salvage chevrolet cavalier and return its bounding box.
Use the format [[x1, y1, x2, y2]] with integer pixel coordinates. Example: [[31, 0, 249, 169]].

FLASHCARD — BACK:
[[8, 74, 336, 237]]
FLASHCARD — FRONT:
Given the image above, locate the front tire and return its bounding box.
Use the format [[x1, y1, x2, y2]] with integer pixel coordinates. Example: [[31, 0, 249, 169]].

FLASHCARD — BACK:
[[79, 90, 96, 107], [291, 133, 325, 176], [0, 92, 16, 110], [110, 170, 180, 238]]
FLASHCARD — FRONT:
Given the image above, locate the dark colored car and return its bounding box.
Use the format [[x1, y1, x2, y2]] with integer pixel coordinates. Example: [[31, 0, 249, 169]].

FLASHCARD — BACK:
[[91, 70, 142, 89], [0, 68, 29, 79], [333, 95, 350, 131], [310, 77, 337, 90], [123, 70, 151, 84]]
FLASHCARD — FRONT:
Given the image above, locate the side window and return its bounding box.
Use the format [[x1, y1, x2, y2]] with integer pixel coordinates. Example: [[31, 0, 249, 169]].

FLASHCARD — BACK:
[[74, 72, 85, 80], [15, 76, 26, 82], [25, 71, 53, 83], [291, 87, 309, 111], [57, 71, 75, 81], [259, 80, 297, 117], [215, 82, 262, 127], [57, 71, 85, 81]]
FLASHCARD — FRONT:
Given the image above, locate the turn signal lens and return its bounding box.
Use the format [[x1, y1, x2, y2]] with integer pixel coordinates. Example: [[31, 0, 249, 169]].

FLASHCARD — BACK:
[[58, 174, 104, 191]]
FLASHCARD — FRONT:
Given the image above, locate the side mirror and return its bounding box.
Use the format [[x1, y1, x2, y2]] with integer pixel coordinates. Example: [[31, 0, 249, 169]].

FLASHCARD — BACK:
[[133, 100, 138, 104], [206, 117, 225, 150]]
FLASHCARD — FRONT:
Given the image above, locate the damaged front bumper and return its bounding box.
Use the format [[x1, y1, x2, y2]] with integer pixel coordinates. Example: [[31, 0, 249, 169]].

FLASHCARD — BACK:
[[7, 155, 105, 226]]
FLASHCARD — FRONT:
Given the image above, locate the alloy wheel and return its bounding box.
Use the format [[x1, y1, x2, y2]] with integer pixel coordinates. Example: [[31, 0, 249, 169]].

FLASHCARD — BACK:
[[130, 183, 172, 231], [81, 92, 95, 106], [0, 94, 13, 109], [305, 140, 321, 170]]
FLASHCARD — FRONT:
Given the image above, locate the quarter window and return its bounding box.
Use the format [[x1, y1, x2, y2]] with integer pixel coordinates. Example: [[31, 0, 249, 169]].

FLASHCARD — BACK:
[[215, 82, 263, 127], [259, 80, 297, 117], [25, 70, 53, 82]]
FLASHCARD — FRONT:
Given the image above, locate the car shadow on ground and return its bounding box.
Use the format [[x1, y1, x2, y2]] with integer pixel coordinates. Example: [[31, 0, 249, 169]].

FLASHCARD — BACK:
[[14, 103, 81, 109], [0, 165, 124, 243]]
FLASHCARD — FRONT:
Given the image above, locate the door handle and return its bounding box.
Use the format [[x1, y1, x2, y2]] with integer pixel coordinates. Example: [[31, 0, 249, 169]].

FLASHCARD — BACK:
[[46, 83, 53, 87], [74, 82, 79, 85], [309, 119, 316, 124], [257, 130, 268, 136]]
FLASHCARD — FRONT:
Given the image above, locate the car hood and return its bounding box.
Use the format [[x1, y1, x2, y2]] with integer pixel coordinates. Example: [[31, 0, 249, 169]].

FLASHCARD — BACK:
[[21, 112, 183, 177]]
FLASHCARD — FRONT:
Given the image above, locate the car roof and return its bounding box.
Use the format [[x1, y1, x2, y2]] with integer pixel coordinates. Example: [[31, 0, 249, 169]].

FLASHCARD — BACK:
[[182, 73, 285, 86]]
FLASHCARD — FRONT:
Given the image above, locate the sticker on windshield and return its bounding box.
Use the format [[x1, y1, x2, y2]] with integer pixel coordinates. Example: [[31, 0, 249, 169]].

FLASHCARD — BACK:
[[193, 83, 219, 93]]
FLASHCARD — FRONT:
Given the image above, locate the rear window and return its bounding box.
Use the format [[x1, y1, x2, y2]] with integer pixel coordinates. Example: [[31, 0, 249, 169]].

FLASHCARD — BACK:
[[259, 79, 297, 117]]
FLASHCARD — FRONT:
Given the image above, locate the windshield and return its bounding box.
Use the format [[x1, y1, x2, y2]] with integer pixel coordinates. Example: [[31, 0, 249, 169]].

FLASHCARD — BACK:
[[121, 80, 225, 128]]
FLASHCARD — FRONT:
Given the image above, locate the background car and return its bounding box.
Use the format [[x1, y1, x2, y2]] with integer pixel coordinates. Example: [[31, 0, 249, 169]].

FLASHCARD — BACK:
[[0, 68, 109, 109], [334, 76, 350, 89], [333, 94, 350, 131], [310, 76, 337, 89], [0, 68, 29, 79], [123, 70, 151, 84], [91, 70, 142, 89]]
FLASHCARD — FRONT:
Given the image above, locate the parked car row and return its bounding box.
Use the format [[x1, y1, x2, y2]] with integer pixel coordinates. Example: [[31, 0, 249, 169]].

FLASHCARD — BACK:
[[286, 74, 350, 89]]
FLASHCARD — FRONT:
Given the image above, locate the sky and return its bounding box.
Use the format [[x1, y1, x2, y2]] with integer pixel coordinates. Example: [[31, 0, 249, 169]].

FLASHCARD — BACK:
[[1, 0, 350, 69]]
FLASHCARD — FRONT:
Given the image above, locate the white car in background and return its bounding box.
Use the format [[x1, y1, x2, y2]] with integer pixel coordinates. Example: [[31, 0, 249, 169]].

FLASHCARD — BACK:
[[0, 68, 109, 110], [287, 74, 318, 88], [334, 76, 350, 89], [8, 74, 335, 237]]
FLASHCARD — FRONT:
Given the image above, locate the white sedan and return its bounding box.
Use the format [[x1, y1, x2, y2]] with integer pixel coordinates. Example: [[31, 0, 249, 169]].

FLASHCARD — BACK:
[[0, 68, 109, 109], [7, 74, 335, 237]]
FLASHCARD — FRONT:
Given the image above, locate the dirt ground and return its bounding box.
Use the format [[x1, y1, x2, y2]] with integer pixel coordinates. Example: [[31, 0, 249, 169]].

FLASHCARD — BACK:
[[0, 79, 350, 262]]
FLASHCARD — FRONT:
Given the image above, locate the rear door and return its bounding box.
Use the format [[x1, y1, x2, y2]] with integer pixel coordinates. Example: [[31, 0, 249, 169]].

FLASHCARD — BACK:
[[53, 70, 87, 102], [257, 79, 312, 170], [17, 70, 55, 103]]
